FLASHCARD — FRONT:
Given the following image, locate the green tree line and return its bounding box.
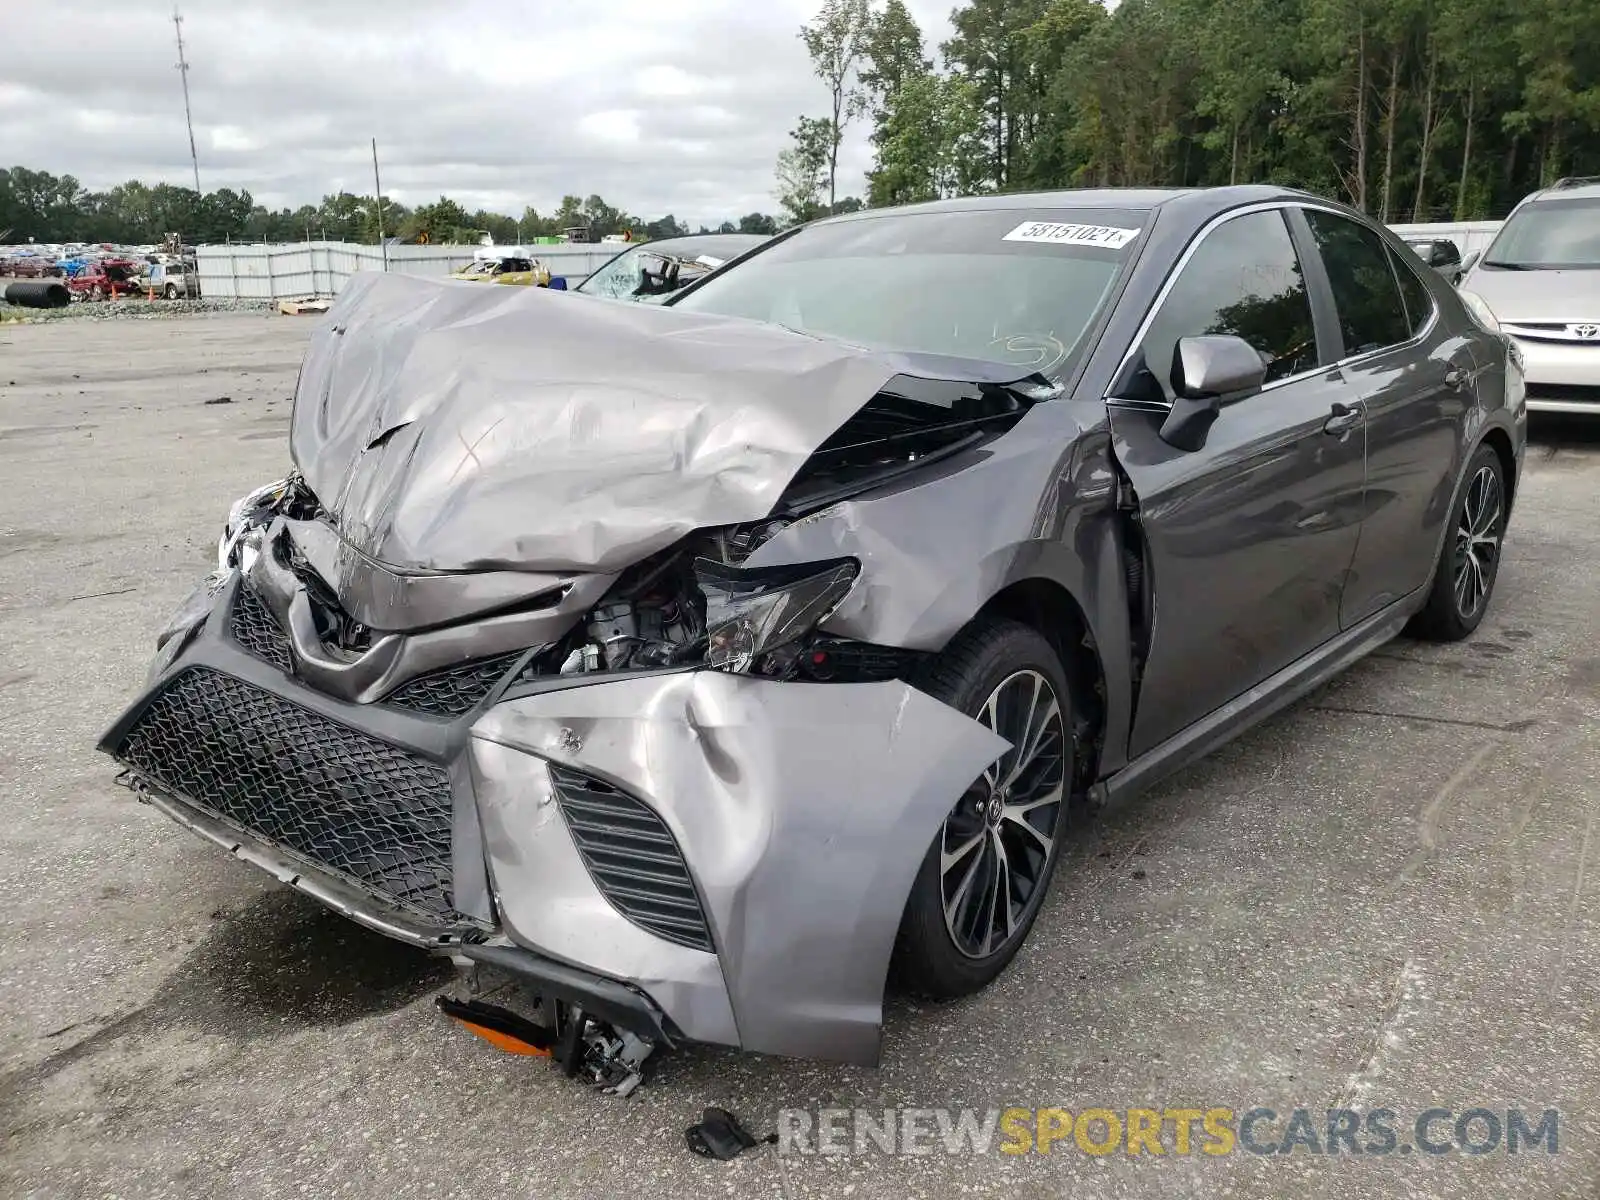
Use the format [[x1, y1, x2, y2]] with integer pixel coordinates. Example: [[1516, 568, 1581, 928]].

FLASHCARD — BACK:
[[0, 168, 782, 246], [784, 0, 1600, 222]]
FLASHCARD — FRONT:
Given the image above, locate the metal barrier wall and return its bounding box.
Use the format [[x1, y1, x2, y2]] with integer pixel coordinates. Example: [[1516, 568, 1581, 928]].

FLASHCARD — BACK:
[[193, 242, 625, 299]]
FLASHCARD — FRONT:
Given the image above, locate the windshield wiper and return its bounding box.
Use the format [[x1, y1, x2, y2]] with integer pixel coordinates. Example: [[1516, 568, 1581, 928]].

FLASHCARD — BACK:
[[1481, 260, 1534, 270]]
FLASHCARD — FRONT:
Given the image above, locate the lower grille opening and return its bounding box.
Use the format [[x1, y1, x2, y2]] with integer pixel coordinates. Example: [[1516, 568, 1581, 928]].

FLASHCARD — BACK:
[[382, 651, 527, 716], [228, 583, 293, 673], [113, 666, 465, 926], [549, 764, 713, 952]]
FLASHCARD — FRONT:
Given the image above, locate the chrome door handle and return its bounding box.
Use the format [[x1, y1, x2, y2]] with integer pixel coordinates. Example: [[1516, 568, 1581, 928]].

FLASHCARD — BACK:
[[1324, 402, 1362, 436], [1445, 366, 1469, 391]]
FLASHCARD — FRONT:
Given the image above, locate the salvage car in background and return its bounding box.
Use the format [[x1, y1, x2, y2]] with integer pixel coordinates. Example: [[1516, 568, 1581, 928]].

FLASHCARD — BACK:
[[1404, 237, 1464, 285], [1458, 176, 1600, 414], [68, 259, 143, 300], [140, 259, 199, 299], [101, 187, 1523, 1082], [574, 233, 767, 300], [0, 254, 60, 278], [450, 253, 552, 287]]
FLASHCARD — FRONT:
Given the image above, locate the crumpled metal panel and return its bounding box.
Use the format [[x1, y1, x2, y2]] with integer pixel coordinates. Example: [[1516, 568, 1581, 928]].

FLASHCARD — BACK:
[[746, 402, 1115, 649], [280, 515, 588, 633], [290, 272, 900, 574], [467, 736, 741, 1049], [471, 671, 1008, 1064]]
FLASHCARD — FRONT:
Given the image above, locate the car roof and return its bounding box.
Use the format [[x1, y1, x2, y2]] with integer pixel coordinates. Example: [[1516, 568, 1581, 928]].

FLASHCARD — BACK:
[[810, 185, 1318, 229], [1523, 177, 1600, 204]]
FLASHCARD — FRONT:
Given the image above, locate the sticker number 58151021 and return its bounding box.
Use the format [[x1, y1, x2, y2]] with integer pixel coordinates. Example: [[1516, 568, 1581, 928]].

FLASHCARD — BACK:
[[1002, 221, 1141, 249]]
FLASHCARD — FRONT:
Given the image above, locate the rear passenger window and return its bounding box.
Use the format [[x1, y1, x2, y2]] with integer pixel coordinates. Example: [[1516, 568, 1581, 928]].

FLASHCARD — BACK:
[[1141, 209, 1318, 395], [1388, 247, 1436, 337], [1304, 210, 1411, 354]]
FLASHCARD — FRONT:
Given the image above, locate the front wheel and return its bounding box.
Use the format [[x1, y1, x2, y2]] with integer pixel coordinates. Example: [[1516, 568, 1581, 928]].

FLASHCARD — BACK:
[[164, 283, 179, 300], [892, 618, 1073, 998], [1407, 443, 1507, 641]]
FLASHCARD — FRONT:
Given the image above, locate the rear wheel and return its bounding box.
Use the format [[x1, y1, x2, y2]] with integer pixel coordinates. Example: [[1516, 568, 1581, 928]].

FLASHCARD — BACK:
[[893, 618, 1073, 998], [90, 284, 105, 301], [164, 283, 179, 300], [1408, 443, 1507, 641]]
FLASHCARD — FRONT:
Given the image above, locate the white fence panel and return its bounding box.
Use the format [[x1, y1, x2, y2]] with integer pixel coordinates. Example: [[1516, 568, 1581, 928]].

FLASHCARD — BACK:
[[194, 241, 626, 300]]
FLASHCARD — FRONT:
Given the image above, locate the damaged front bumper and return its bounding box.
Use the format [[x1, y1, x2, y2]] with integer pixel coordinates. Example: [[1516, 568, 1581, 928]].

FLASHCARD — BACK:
[[99, 573, 1005, 1065]]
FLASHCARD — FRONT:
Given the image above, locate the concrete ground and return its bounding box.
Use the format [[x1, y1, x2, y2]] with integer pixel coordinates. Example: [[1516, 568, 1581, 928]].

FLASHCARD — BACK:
[[1, 313, 1596, 1199]]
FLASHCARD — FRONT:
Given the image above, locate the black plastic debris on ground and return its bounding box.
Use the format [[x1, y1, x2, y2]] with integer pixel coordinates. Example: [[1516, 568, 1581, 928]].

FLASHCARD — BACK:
[[685, 1107, 777, 1160]]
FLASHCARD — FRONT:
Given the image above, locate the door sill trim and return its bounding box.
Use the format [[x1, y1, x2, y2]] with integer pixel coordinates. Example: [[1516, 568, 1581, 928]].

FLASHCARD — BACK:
[[1089, 590, 1423, 808]]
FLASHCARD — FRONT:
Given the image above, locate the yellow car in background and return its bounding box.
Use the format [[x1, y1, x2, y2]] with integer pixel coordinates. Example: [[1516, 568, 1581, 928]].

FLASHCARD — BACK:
[[450, 254, 552, 287]]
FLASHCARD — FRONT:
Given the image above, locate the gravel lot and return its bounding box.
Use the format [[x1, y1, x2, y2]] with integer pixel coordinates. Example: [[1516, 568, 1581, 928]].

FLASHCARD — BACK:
[[2, 313, 1597, 1199]]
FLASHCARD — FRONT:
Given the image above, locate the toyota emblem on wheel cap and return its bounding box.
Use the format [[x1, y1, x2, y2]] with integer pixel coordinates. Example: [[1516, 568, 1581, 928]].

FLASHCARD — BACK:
[[1570, 323, 1600, 339]]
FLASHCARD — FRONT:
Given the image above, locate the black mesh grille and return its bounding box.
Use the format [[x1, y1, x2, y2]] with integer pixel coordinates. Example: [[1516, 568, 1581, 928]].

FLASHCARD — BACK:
[[549, 764, 712, 952], [228, 584, 293, 673], [114, 666, 462, 925], [382, 652, 526, 716]]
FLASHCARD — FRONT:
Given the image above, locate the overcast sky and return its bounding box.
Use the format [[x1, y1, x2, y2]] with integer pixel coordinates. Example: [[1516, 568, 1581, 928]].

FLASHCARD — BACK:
[[4, 0, 956, 226]]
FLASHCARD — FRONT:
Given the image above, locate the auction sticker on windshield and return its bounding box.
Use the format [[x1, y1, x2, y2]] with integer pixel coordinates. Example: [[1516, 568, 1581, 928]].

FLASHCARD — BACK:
[[1002, 221, 1141, 249]]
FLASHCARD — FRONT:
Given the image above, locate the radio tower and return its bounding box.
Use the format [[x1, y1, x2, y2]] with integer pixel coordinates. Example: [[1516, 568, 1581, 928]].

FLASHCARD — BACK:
[[173, 7, 201, 194]]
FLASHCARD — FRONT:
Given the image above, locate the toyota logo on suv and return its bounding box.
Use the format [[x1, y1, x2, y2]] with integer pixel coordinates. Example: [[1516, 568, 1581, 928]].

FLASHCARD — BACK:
[[1569, 322, 1600, 339]]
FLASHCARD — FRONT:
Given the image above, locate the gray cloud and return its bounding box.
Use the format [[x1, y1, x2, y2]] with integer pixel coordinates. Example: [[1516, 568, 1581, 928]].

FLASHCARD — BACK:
[[4, 0, 954, 226]]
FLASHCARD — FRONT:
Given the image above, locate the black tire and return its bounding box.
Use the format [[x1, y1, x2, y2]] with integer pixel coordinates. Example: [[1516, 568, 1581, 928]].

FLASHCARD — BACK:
[[164, 283, 179, 300], [1407, 443, 1507, 642], [892, 618, 1074, 998]]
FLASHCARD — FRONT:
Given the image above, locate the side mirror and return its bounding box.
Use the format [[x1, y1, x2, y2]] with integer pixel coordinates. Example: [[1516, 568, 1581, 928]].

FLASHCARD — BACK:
[[1460, 250, 1481, 274], [1160, 335, 1269, 452], [545, 276, 567, 290]]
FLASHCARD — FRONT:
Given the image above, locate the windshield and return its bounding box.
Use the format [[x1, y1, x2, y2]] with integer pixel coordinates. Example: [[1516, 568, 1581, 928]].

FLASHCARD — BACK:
[[1482, 197, 1600, 269], [578, 245, 666, 298], [669, 208, 1142, 378]]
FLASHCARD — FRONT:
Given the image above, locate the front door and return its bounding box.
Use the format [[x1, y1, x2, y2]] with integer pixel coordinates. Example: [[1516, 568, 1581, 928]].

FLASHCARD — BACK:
[[1106, 207, 1368, 758]]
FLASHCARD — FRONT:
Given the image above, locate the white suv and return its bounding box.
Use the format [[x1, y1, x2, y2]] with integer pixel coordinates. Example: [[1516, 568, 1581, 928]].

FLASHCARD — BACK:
[[1459, 178, 1600, 413]]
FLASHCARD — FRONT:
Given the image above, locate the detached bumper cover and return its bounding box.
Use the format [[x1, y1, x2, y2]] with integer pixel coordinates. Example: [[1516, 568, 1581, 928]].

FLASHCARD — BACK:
[[100, 576, 1007, 1065], [471, 673, 1007, 1064]]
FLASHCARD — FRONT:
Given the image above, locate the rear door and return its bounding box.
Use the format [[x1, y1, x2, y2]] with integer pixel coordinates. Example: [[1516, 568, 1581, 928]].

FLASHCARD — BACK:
[[1107, 206, 1367, 758], [1299, 209, 1480, 626]]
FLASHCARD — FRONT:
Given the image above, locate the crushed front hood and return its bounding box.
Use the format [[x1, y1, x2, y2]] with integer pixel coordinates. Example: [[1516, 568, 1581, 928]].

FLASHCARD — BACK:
[[290, 272, 902, 574]]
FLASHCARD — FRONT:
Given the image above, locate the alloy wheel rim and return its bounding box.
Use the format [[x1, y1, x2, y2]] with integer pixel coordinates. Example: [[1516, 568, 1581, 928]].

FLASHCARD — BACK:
[[940, 669, 1067, 959], [1453, 464, 1502, 619]]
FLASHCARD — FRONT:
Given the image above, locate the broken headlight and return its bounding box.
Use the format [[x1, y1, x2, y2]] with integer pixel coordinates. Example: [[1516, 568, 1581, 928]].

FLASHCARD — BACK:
[[217, 476, 295, 573], [695, 558, 857, 674]]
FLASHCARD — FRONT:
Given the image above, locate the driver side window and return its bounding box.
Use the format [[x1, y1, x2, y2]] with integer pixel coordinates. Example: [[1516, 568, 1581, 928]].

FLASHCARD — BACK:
[[1142, 209, 1318, 398]]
